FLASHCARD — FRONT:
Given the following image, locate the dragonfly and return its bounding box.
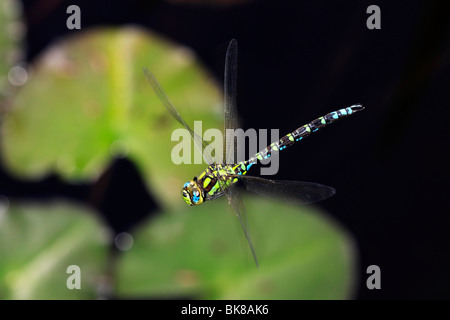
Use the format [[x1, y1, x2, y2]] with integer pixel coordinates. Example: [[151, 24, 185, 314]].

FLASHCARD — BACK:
[[143, 39, 364, 267]]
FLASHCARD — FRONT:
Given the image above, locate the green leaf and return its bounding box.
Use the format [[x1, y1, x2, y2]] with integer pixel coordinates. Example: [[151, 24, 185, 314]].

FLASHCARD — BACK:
[[0, 27, 223, 209], [0, 199, 110, 299], [116, 194, 356, 299]]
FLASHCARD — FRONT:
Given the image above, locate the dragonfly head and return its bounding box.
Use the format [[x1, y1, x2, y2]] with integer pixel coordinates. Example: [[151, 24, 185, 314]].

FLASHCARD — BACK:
[[181, 177, 204, 206]]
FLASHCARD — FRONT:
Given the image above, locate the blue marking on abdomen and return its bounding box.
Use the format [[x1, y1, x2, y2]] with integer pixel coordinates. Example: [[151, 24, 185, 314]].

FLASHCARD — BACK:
[[340, 108, 347, 116]]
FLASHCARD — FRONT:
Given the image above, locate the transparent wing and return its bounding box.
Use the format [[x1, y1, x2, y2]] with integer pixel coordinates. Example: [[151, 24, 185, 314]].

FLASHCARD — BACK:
[[226, 184, 259, 268], [238, 175, 336, 205], [221, 40, 258, 267], [223, 39, 239, 165], [143, 67, 215, 165]]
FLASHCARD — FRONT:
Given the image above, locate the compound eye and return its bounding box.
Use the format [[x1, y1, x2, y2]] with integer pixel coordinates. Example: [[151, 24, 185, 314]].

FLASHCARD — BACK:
[[191, 187, 202, 204]]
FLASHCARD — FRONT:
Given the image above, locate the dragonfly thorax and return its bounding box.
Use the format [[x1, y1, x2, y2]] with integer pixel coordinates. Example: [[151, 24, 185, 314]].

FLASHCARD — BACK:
[[181, 164, 244, 206], [182, 179, 204, 206]]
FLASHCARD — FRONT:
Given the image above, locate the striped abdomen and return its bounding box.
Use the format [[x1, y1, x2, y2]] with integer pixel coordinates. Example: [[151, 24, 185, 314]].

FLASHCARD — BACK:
[[242, 104, 364, 170], [196, 104, 364, 200]]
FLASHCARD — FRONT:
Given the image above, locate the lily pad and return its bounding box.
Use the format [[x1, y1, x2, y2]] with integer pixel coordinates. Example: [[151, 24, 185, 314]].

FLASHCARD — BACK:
[[0, 27, 223, 209], [0, 198, 110, 299], [116, 194, 357, 299]]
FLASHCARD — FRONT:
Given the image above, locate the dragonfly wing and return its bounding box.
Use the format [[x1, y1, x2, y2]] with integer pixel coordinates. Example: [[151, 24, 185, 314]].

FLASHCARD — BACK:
[[223, 39, 239, 165], [143, 67, 215, 165], [238, 175, 336, 205], [223, 40, 259, 267], [226, 184, 259, 268]]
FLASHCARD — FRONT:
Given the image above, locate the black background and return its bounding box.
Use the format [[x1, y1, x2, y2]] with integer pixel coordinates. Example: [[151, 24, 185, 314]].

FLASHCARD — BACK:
[[1, 0, 450, 299]]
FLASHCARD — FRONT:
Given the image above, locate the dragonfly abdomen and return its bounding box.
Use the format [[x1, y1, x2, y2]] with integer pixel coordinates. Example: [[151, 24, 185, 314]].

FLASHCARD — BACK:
[[243, 104, 364, 168]]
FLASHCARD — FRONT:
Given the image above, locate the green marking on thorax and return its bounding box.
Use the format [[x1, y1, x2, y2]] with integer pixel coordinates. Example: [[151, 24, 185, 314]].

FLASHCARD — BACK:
[[203, 177, 211, 188]]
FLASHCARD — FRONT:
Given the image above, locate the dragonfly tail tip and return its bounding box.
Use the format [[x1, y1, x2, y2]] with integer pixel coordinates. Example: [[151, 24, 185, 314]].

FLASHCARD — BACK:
[[350, 104, 365, 112]]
